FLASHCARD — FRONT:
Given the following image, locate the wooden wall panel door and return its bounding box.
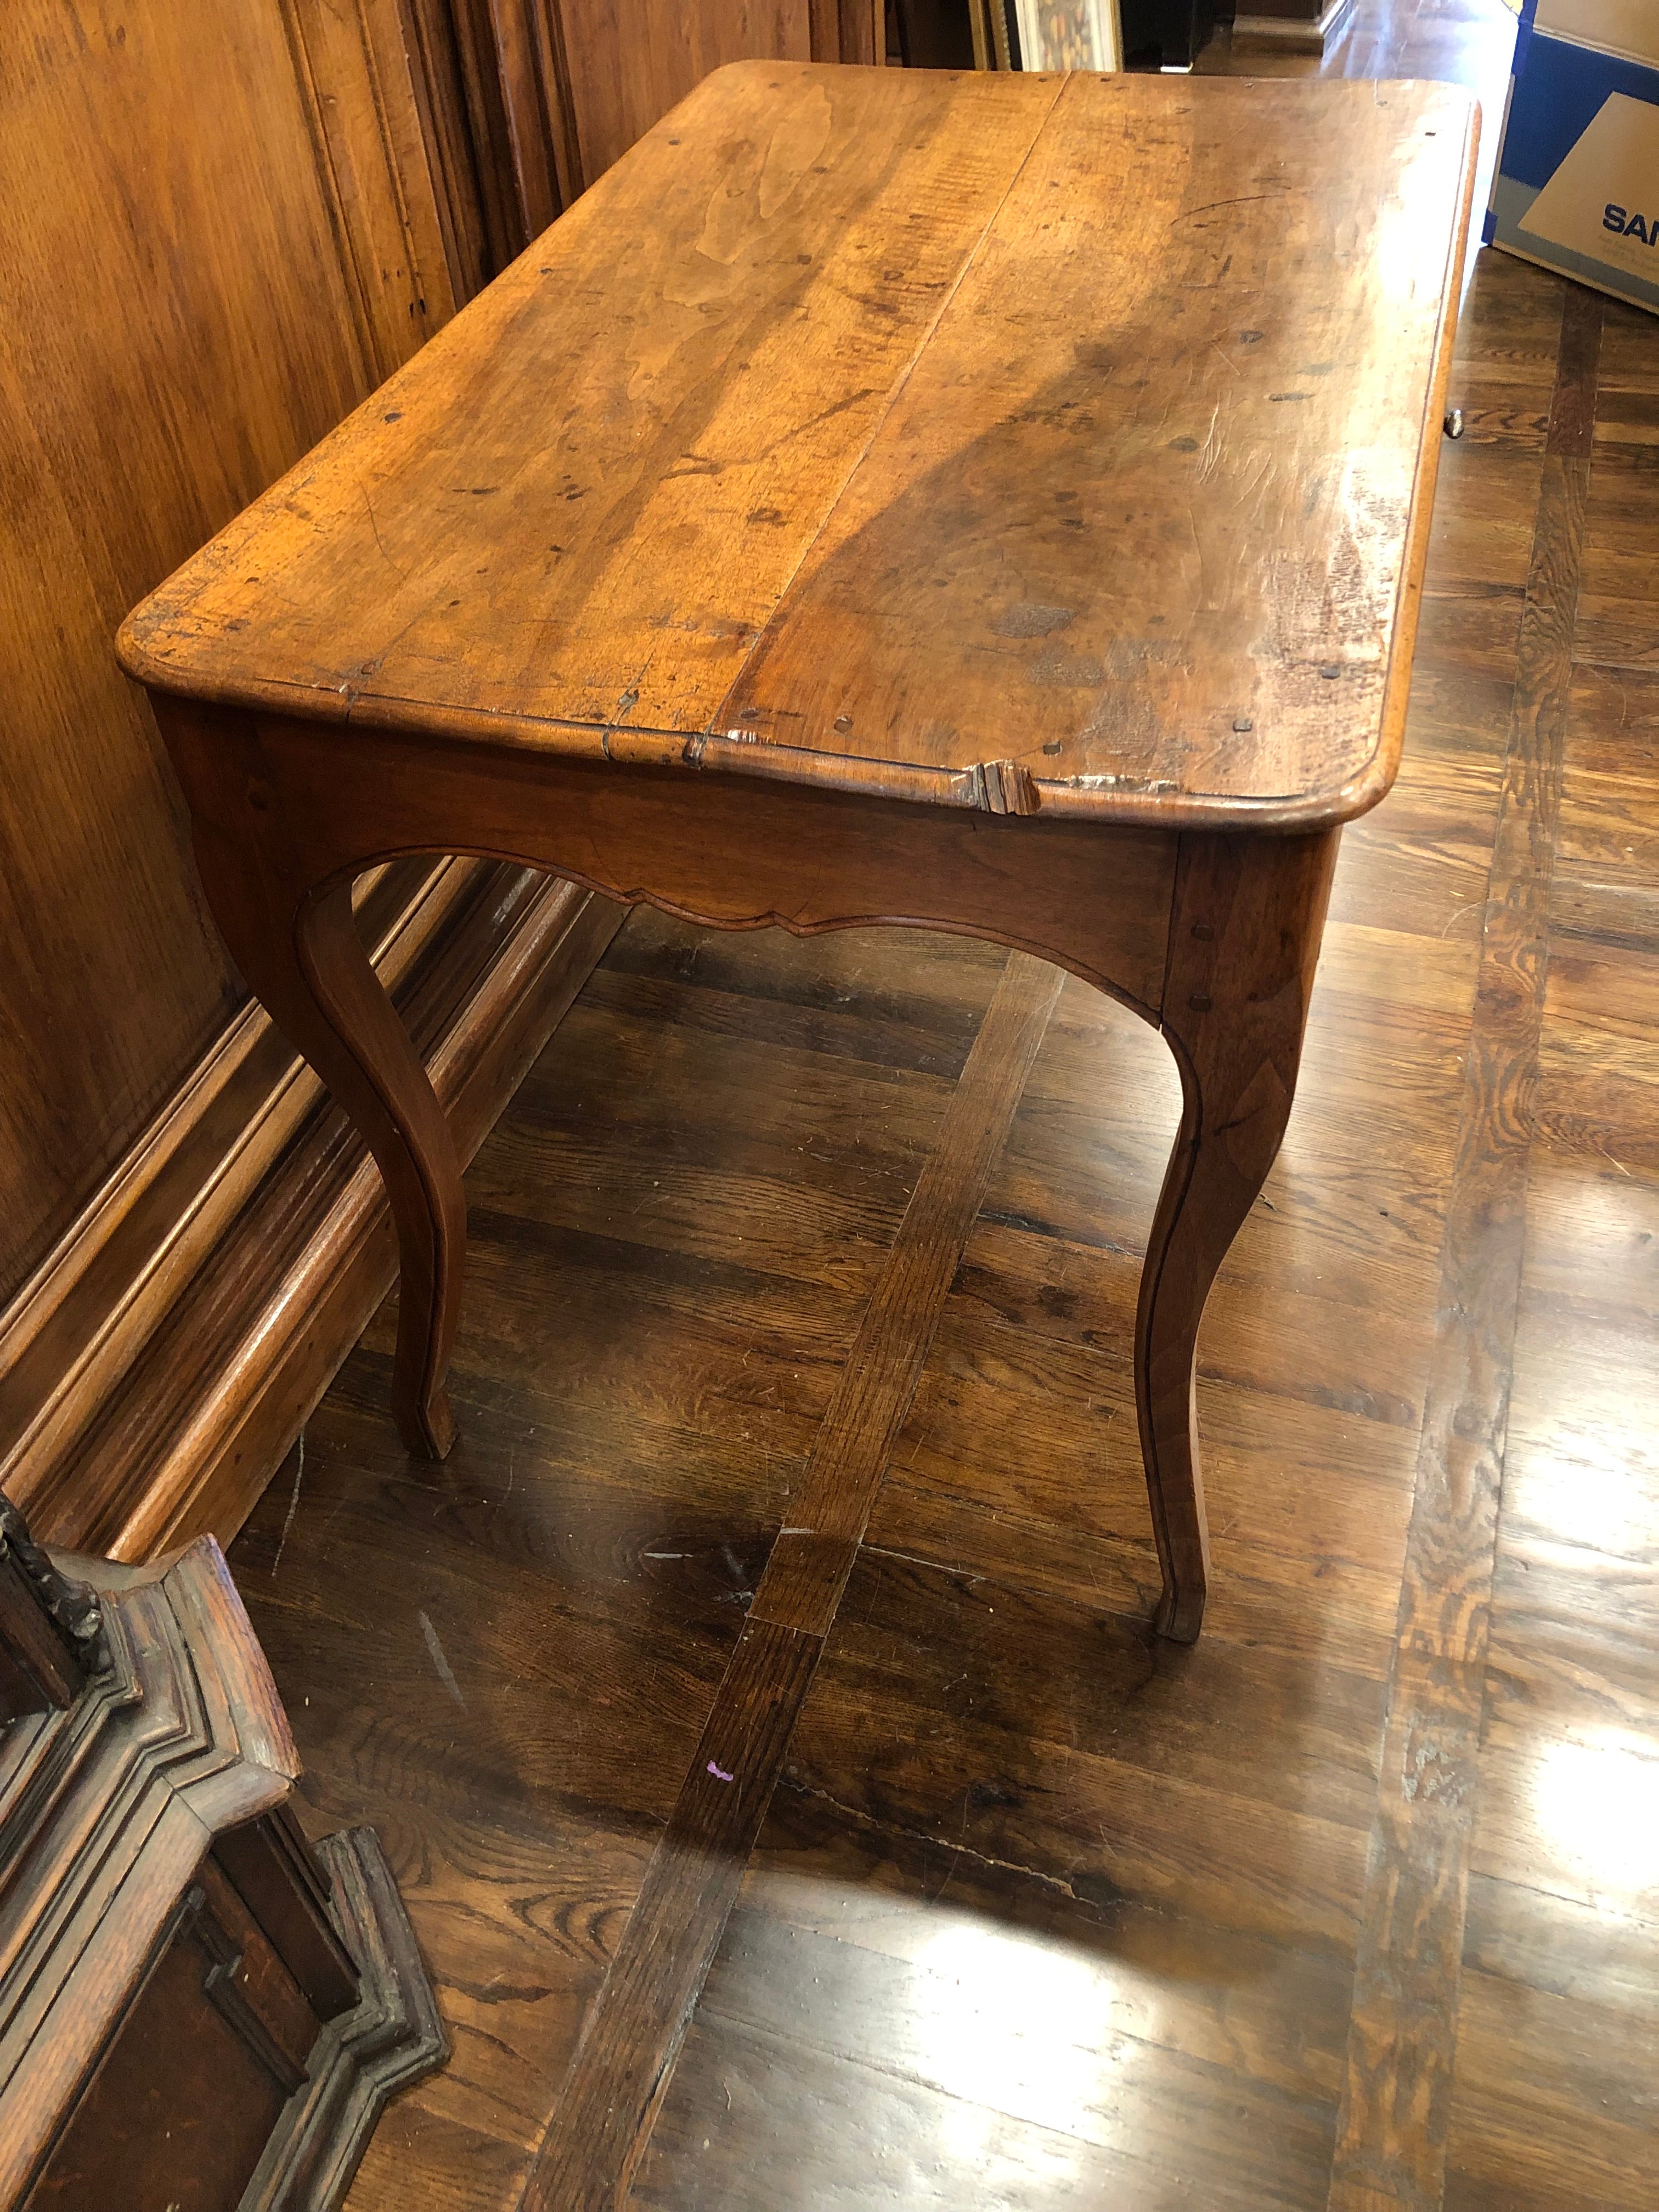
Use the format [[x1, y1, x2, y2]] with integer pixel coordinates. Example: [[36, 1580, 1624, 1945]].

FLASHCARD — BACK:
[[0, 0, 377, 1308], [554, 0, 815, 188], [0, 0, 619, 1559], [430, 0, 880, 256]]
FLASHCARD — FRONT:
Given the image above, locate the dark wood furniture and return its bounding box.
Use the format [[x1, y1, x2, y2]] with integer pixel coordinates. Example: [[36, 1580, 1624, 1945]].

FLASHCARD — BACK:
[[121, 63, 1477, 1644], [0, 1493, 444, 2209], [1119, 0, 1221, 68]]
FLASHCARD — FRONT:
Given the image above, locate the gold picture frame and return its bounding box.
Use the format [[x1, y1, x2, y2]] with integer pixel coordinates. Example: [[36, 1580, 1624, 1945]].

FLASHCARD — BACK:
[[970, 0, 1124, 70]]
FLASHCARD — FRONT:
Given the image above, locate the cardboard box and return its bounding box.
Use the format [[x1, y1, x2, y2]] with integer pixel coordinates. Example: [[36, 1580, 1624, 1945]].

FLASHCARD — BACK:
[[1487, 0, 1659, 314]]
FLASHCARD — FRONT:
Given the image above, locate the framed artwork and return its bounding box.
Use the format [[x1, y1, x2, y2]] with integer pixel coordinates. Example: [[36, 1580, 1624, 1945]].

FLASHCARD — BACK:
[[970, 0, 1123, 70]]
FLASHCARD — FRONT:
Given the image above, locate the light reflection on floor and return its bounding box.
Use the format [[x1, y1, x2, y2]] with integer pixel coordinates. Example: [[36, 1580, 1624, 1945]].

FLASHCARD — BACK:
[[1530, 1731, 1659, 1916]]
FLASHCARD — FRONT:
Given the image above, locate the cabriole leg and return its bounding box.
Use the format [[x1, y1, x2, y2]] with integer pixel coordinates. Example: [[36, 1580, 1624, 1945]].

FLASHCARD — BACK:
[[1135, 827, 1340, 1641], [190, 819, 465, 1460]]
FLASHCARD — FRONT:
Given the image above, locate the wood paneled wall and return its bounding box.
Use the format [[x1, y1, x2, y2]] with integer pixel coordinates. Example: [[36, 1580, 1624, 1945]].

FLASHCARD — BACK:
[[420, 0, 883, 268], [1, 0, 873, 1561]]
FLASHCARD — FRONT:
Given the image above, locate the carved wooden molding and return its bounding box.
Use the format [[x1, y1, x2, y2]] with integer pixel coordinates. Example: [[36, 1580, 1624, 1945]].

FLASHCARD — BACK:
[[281, 0, 464, 379], [0, 1497, 104, 1702], [0, 1538, 446, 2208], [239, 1827, 449, 2210], [820, 0, 887, 63]]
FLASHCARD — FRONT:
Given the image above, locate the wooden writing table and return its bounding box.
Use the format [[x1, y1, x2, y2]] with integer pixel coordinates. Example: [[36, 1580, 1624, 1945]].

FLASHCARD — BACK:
[[121, 63, 1476, 1643]]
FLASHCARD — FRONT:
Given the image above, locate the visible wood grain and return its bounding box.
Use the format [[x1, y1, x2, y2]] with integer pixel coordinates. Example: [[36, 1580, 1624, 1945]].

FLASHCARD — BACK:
[[731, 74, 1475, 829], [551, 0, 814, 188], [1138, 826, 1340, 1637], [517, 1617, 820, 2212], [753, 951, 1064, 1635], [773, 1558, 1375, 1953], [229, 915, 977, 2205], [480, 0, 577, 232], [803, 1545, 1388, 1832], [859, 902, 1465, 1658], [639, 1899, 1338, 2212], [26, 1885, 298, 2211], [0, 1533, 444, 2211], [167, 712, 1181, 1016], [127, 878, 620, 1558], [741, 1788, 1356, 2097], [515, 946, 1060, 2208], [1446, 1880, 1659, 2212], [397, 0, 500, 297], [0, 862, 455, 1497], [216, 1802, 362, 2023], [0, 0, 366, 1308], [282, 0, 462, 378], [4, 866, 618, 1560], [241, 1825, 451, 2212], [126, 61, 1466, 1678], [205, 74, 1659, 2212], [1328, 282, 1602, 2212], [121, 64, 1476, 833], [0, 0, 621, 1582]]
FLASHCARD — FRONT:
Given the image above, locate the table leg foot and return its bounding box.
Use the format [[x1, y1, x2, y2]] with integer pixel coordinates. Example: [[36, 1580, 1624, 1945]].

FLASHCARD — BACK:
[[1135, 828, 1341, 1644], [398, 1385, 458, 1462], [1153, 1573, 1206, 1646]]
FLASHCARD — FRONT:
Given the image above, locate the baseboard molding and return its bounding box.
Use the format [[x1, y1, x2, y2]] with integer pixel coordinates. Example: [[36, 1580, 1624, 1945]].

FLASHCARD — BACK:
[[1, 862, 622, 1561], [1229, 0, 1356, 53]]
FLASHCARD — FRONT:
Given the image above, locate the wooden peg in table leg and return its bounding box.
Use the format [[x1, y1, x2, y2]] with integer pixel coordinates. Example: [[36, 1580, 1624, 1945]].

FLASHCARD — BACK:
[[1136, 827, 1341, 1642], [188, 815, 465, 1460]]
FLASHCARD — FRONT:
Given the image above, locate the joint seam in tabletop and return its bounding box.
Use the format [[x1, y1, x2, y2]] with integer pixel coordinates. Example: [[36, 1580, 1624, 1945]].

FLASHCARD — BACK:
[[115, 67, 1071, 759], [704, 74, 1482, 835], [649, 76, 1072, 748]]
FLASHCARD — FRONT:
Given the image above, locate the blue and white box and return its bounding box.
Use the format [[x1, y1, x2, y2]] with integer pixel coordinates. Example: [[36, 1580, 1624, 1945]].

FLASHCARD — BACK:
[[1487, 0, 1659, 315]]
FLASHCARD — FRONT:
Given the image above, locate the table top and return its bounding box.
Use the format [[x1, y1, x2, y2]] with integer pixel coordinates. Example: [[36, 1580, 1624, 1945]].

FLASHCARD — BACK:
[[121, 63, 1477, 832]]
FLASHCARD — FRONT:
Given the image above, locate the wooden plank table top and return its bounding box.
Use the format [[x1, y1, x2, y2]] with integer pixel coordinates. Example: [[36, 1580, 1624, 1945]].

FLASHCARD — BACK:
[[120, 61, 1477, 1672], [121, 63, 1476, 830]]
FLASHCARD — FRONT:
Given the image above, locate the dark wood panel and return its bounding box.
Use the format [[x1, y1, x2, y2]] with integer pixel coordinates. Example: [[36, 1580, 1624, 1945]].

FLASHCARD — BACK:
[[1, 1527, 443, 2211], [283, 0, 463, 374], [26, 1899, 294, 2212], [553, 0, 814, 189], [402, 0, 855, 270]]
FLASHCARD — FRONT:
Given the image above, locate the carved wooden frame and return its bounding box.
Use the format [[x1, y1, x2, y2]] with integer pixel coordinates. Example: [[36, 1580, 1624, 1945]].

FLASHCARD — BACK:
[[0, 1521, 445, 2206]]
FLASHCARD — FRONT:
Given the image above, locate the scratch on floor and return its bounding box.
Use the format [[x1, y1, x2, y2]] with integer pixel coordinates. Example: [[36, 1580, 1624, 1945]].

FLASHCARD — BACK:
[[270, 1432, 306, 1579], [419, 1610, 467, 1708], [779, 1774, 1127, 1914]]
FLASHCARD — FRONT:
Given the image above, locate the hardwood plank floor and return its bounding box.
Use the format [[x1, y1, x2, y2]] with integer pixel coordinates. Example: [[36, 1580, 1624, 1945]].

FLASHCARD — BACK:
[[226, 7, 1659, 2207]]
